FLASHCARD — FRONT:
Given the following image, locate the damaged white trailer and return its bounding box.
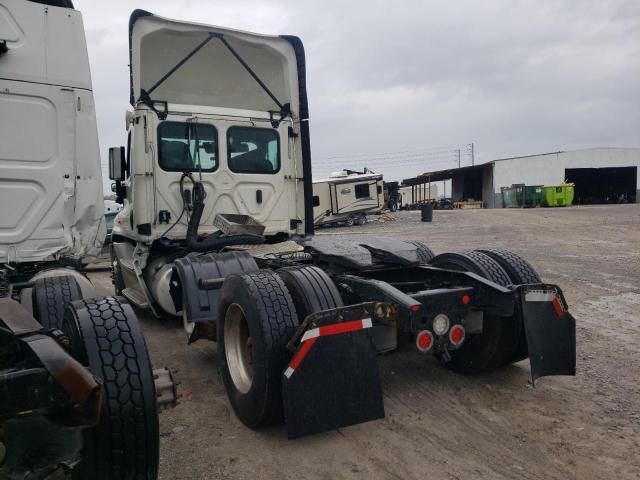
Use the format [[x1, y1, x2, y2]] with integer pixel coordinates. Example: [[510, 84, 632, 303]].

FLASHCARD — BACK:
[[0, 1, 168, 478]]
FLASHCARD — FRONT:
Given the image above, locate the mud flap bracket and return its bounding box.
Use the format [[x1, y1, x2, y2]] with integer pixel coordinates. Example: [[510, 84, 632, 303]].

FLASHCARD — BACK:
[[520, 285, 576, 385]]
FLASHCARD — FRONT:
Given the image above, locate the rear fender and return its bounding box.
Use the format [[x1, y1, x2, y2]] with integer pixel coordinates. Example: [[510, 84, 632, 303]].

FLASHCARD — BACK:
[[171, 251, 258, 330]]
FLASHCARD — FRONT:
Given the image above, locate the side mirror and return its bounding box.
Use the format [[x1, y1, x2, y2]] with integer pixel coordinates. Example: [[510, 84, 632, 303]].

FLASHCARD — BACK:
[[108, 146, 126, 181]]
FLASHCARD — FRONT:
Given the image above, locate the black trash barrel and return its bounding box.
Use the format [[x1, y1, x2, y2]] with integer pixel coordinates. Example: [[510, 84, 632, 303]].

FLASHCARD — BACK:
[[421, 203, 433, 222]]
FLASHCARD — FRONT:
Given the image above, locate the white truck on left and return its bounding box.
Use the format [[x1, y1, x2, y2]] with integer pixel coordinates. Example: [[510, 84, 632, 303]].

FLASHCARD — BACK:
[[0, 1, 169, 478]]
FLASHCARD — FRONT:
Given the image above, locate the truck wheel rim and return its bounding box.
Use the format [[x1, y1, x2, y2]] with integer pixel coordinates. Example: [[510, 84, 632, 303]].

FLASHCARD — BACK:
[[224, 303, 253, 394]]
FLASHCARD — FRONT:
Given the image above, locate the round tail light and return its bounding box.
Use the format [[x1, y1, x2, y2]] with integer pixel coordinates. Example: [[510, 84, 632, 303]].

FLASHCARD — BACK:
[[416, 330, 434, 353], [449, 325, 465, 346]]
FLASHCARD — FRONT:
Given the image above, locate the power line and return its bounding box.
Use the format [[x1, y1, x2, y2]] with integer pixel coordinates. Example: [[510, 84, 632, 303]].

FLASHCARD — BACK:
[[318, 155, 467, 171], [314, 143, 473, 162], [313, 157, 464, 177], [319, 151, 468, 167]]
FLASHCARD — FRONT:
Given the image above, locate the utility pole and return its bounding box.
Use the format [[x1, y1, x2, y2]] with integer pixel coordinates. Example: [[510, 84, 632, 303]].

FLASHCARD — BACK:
[[457, 149, 461, 168], [471, 142, 475, 166]]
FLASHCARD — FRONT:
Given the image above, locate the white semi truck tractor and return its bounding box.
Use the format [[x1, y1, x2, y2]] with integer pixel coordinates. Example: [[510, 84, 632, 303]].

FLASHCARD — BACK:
[[0, 1, 171, 478], [110, 10, 576, 439]]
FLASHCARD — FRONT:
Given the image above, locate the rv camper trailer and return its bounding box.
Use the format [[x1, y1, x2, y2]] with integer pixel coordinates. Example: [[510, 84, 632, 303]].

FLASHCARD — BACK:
[[313, 170, 384, 227]]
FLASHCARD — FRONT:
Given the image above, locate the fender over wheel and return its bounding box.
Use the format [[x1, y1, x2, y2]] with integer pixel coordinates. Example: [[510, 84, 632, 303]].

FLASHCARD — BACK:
[[63, 296, 159, 480], [218, 270, 299, 428]]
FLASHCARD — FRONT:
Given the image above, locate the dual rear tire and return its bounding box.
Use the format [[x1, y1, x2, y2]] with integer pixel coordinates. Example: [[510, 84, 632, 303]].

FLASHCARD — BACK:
[[29, 275, 159, 479], [218, 249, 540, 427], [218, 267, 342, 428], [430, 249, 542, 375], [32, 275, 84, 330], [63, 297, 159, 480]]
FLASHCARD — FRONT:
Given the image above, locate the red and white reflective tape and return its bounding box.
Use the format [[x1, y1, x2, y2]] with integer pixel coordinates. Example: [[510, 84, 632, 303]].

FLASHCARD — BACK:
[[284, 317, 372, 379], [525, 290, 565, 317], [551, 297, 565, 317]]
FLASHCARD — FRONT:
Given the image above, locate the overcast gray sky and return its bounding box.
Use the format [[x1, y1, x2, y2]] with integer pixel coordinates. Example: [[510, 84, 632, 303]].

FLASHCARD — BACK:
[[77, 0, 640, 189]]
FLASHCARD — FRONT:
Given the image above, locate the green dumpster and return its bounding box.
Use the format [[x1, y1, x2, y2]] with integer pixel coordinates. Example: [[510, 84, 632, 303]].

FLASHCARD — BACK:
[[543, 184, 575, 207], [523, 185, 543, 207]]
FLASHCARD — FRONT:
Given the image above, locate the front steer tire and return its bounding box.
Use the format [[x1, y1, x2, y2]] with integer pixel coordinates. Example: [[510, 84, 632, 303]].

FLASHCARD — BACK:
[[218, 270, 299, 428], [63, 296, 159, 480]]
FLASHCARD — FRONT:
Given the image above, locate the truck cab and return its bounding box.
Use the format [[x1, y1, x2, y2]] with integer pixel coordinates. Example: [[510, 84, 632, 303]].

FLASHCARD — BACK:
[[112, 11, 311, 245], [110, 11, 316, 316]]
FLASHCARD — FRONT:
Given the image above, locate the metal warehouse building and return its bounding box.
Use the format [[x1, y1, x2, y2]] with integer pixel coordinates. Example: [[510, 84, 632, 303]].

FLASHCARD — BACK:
[[407, 147, 640, 208]]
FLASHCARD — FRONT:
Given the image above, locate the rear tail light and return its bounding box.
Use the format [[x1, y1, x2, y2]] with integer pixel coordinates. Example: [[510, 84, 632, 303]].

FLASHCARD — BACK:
[[449, 325, 465, 346], [416, 330, 434, 353]]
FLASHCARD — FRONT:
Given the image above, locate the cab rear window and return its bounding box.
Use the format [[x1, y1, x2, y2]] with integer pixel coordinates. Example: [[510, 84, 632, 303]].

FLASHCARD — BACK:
[[157, 122, 218, 172], [227, 127, 280, 174]]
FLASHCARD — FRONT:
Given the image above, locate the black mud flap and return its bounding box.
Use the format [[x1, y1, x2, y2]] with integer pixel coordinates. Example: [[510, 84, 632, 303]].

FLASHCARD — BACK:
[[282, 316, 385, 439], [520, 285, 576, 385]]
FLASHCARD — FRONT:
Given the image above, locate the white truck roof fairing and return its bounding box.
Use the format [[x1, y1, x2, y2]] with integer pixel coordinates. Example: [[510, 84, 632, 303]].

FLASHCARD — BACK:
[[129, 10, 300, 117], [0, 0, 105, 263], [128, 10, 315, 234]]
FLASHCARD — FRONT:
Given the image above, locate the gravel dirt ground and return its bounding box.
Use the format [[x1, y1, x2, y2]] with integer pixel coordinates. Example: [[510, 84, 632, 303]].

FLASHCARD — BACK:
[[88, 204, 640, 480]]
